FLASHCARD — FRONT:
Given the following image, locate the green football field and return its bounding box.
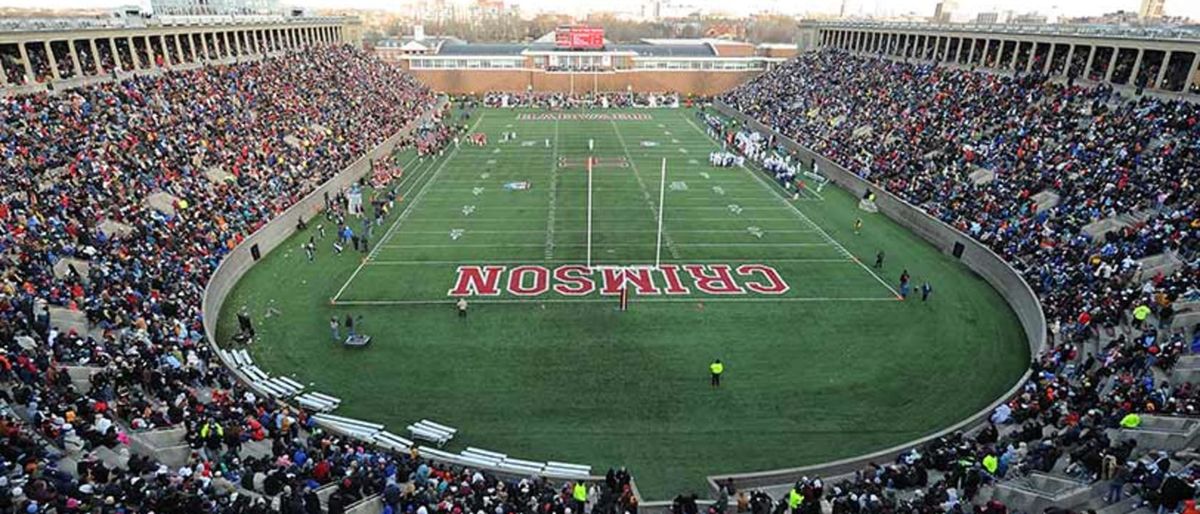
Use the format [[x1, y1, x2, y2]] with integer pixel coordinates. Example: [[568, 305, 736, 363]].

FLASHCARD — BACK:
[[218, 108, 1030, 497]]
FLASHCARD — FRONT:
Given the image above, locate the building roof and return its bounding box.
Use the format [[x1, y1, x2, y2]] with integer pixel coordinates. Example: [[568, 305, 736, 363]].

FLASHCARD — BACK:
[[433, 40, 715, 57], [609, 44, 715, 56]]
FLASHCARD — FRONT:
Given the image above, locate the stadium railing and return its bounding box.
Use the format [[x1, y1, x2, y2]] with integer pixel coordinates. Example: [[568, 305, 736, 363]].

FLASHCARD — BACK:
[[705, 99, 1047, 494]]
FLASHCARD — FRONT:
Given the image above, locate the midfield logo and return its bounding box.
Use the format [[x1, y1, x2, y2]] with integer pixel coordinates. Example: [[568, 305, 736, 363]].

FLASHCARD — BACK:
[[448, 264, 789, 297]]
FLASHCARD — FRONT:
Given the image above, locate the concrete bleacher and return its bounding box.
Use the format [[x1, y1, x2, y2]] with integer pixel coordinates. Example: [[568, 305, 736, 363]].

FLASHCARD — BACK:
[[48, 305, 89, 336], [1031, 190, 1061, 212], [968, 166, 995, 186], [52, 257, 90, 284], [98, 219, 134, 239], [1133, 251, 1183, 283], [126, 424, 192, 468], [1107, 415, 1200, 451], [144, 191, 180, 216], [992, 471, 1097, 514], [1171, 302, 1199, 330]]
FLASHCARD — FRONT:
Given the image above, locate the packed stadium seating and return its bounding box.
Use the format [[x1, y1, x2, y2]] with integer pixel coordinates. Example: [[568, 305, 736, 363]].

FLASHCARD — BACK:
[[717, 48, 1198, 514], [2, 36, 1198, 514], [0, 45, 641, 514]]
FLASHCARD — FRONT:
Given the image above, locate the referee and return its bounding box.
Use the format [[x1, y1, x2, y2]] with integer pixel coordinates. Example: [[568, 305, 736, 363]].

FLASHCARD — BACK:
[[710, 359, 724, 387]]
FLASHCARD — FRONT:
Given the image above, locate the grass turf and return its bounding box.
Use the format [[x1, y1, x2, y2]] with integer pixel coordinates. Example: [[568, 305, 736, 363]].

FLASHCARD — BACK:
[[217, 107, 1030, 498]]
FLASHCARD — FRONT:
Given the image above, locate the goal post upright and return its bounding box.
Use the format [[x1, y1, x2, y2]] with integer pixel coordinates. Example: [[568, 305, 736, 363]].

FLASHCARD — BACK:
[[654, 157, 667, 269]]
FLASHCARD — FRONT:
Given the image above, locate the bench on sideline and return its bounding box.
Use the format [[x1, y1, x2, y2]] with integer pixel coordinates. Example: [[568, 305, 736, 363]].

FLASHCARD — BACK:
[[408, 419, 457, 447]]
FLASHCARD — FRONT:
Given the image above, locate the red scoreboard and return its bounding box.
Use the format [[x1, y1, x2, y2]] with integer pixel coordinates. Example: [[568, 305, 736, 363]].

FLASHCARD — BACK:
[[555, 26, 605, 50]]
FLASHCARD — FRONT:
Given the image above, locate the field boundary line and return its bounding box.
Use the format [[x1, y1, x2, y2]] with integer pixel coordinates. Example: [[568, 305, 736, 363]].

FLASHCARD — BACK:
[[365, 257, 855, 265], [332, 296, 898, 305], [679, 112, 902, 299], [328, 153, 443, 302], [332, 113, 487, 302], [609, 119, 681, 261]]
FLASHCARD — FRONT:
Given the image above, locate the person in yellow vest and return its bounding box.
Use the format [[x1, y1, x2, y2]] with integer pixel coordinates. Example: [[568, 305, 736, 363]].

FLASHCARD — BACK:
[[710, 359, 725, 387], [1132, 304, 1151, 329], [982, 454, 999, 475], [787, 486, 804, 514], [1119, 412, 1141, 428], [572, 481, 588, 513]]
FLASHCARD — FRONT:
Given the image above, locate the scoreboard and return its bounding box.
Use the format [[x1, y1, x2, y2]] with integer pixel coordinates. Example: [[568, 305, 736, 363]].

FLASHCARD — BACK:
[[555, 26, 605, 50]]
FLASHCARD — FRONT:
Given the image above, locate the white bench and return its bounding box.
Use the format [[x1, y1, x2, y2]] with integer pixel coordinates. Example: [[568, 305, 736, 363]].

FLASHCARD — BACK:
[[463, 447, 507, 461], [313, 414, 384, 439], [254, 379, 290, 398], [457, 453, 501, 469], [295, 392, 341, 412], [498, 458, 546, 475], [233, 349, 253, 368], [417, 446, 460, 463], [373, 431, 414, 452], [544, 461, 592, 479], [262, 378, 302, 397], [407, 419, 456, 447], [241, 365, 269, 383]]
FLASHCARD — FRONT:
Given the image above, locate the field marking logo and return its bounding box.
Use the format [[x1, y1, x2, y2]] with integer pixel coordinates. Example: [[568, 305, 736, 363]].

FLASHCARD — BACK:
[[448, 264, 790, 298]]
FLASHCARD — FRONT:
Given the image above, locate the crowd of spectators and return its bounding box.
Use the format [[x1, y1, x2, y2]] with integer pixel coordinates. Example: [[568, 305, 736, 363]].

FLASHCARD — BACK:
[[714, 48, 1200, 514], [482, 91, 683, 109], [0, 45, 620, 514]]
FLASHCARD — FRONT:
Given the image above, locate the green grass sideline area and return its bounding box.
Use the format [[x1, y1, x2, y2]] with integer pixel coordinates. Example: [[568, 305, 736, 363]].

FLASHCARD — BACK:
[[217, 108, 1029, 497]]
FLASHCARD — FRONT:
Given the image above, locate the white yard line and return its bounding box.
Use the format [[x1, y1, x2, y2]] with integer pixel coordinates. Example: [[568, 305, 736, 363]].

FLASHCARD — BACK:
[[395, 229, 820, 235], [332, 113, 487, 302], [399, 217, 802, 223], [679, 112, 902, 299], [609, 119, 681, 261], [380, 242, 834, 249], [544, 117, 560, 261]]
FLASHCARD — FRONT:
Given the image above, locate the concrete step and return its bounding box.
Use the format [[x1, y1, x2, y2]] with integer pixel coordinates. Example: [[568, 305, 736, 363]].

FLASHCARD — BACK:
[[154, 444, 193, 468], [239, 438, 274, 460], [1107, 421, 1200, 451], [138, 425, 187, 448], [92, 445, 130, 470], [63, 366, 104, 394], [992, 471, 1099, 513]]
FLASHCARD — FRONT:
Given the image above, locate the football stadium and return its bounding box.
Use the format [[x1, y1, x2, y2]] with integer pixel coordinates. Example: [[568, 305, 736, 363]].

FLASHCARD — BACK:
[[1, 2, 1199, 514]]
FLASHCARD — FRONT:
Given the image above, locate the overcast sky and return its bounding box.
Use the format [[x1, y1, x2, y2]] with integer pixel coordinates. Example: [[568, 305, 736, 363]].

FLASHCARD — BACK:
[[2, 0, 1197, 20]]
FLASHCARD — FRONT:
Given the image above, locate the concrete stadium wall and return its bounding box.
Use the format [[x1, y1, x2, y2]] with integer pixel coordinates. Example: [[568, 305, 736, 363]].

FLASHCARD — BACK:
[[706, 100, 1045, 493], [409, 69, 760, 96], [201, 97, 445, 398]]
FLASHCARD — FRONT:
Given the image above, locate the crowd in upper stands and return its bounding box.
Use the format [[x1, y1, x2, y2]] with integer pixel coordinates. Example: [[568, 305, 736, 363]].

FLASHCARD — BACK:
[[715, 49, 1199, 514], [0, 45, 631, 514]]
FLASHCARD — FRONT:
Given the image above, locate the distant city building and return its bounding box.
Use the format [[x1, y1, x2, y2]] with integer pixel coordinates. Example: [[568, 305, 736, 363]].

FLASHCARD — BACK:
[[1139, 0, 1165, 20], [974, 12, 1000, 24], [151, 0, 280, 16], [1009, 12, 1048, 24], [932, 0, 957, 23]]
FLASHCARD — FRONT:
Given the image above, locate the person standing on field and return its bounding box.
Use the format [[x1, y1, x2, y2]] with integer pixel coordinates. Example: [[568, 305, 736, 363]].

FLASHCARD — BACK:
[[456, 298, 468, 319], [710, 359, 724, 387]]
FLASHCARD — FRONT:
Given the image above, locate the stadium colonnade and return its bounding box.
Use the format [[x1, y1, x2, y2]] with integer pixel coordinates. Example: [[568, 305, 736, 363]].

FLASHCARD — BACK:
[[799, 20, 1200, 96], [0, 15, 361, 95]]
